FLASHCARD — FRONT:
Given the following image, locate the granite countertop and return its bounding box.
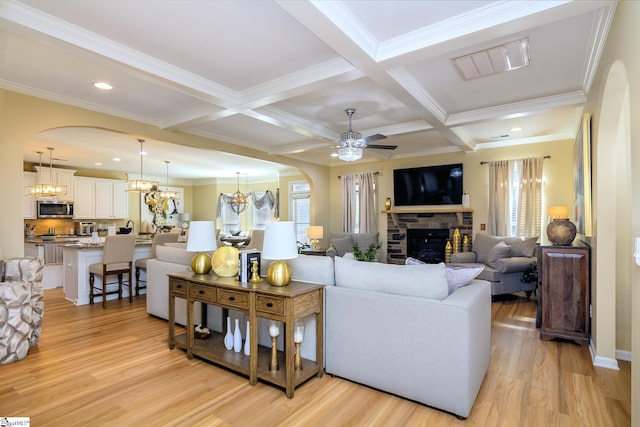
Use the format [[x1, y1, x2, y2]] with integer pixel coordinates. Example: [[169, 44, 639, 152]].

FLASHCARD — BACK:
[[25, 236, 80, 244], [61, 240, 152, 249]]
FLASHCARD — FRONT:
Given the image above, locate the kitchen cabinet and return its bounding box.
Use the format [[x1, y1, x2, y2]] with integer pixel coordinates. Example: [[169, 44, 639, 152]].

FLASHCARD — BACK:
[[538, 243, 590, 346], [74, 177, 128, 219], [74, 177, 96, 218], [24, 172, 37, 218], [34, 166, 76, 201]]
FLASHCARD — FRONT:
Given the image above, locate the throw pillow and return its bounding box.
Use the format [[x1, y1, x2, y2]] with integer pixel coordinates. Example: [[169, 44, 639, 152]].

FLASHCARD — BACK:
[[473, 234, 505, 263], [406, 257, 483, 294], [330, 235, 353, 257], [487, 241, 511, 266], [445, 265, 484, 294], [335, 256, 449, 300], [508, 237, 538, 257]]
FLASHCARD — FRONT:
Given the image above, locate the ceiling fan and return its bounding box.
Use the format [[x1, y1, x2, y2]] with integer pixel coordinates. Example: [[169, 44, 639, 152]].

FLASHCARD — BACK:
[[338, 108, 398, 151]]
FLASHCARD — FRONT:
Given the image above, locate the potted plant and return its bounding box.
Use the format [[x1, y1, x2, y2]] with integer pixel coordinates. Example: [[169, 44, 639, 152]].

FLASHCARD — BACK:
[[521, 262, 538, 285], [353, 242, 382, 262]]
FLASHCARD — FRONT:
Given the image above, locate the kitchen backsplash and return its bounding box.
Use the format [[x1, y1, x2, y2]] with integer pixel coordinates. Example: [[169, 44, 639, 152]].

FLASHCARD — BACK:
[[24, 218, 130, 236]]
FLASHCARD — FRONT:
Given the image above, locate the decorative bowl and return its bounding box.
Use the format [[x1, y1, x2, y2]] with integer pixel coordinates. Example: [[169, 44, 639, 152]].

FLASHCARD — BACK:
[[41, 235, 56, 241]]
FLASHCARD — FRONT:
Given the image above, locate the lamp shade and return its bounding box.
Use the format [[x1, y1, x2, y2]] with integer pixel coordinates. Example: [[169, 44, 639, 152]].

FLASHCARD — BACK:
[[548, 206, 569, 219], [307, 226, 324, 239], [262, 221, 298, 260], [186, 221, 217, 252]]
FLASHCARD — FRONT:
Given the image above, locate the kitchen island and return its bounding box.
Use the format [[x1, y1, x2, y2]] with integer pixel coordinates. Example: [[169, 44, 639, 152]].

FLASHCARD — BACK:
[[25, 236, 80, 289], [61, 239, 152, 306]]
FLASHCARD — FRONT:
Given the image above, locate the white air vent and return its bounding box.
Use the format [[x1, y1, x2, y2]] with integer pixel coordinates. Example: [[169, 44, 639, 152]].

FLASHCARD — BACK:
[[453, 38, 531, 80]]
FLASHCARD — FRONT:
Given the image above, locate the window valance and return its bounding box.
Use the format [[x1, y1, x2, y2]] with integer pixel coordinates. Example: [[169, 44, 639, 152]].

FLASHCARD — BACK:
[[217, 189, 279, 219]]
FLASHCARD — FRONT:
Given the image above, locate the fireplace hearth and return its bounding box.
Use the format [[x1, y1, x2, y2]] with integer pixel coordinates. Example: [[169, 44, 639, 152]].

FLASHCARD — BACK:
[[384, 209, 473, 264], [407, 229, 450, 263]]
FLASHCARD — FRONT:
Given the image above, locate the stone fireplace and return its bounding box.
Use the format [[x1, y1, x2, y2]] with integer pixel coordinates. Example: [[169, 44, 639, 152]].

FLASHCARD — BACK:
[[385, 209, 473, 264]]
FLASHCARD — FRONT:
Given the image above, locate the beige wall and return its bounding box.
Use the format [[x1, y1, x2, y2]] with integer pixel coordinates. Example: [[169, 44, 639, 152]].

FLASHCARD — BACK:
[[584, 1, 639, 422], [328, 140, 574, 257]]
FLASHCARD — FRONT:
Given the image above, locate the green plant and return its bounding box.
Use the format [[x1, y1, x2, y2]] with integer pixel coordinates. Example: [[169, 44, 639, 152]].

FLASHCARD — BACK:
[[521, 262, 538, 284], [296, 241, 310, 254], [353, 242, 382, 262]]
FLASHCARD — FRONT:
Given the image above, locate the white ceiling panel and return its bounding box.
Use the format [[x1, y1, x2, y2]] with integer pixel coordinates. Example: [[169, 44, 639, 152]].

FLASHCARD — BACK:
[[0, 0, 616, 178]]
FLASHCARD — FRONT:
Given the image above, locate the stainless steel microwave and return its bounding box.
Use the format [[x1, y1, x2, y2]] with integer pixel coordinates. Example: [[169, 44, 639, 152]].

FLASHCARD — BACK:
[[37, 201, 74, 218]]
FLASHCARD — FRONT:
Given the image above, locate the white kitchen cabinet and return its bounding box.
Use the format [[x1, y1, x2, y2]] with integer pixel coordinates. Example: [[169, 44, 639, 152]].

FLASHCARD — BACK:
[[34, 166, 76, 201], [74, 177, 96, 218], [73, 177, 129, 219], [23, 171, 37, 218]]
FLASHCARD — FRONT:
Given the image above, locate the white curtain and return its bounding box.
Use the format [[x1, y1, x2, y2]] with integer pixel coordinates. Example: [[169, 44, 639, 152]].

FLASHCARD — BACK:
[[341, 175, 357, 232], [488, 157, 544, 237], [358, 172, 376, 233], [516, 157, 544, 238], [488, 160, 511, 236]]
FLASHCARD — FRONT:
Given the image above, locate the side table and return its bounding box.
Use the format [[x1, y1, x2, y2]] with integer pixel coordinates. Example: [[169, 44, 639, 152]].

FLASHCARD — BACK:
[[168, 271, 324, 398]]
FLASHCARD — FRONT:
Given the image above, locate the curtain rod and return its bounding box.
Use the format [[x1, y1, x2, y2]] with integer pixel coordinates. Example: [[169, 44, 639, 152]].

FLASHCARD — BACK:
[[337, 171, 380, 179], [480, 155, 550, 165]]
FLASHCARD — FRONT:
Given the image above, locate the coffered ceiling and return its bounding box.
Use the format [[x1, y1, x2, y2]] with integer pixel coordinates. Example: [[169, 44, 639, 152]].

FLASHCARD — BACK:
[[1, 0, 617, 179]]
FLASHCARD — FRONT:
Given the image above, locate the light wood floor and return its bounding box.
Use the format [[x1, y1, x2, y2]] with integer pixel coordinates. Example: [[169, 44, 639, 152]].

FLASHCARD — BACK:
[[0, 289, 630, 426]]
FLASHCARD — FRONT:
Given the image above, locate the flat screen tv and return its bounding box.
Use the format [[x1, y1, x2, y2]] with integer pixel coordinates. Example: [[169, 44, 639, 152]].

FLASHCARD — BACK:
[[393, 164, 463, 206]]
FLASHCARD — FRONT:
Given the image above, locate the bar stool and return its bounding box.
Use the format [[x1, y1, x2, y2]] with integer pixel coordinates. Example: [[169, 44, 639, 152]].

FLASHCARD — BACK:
[[134, 232, 179, 295], [89, 234, 136, 308]]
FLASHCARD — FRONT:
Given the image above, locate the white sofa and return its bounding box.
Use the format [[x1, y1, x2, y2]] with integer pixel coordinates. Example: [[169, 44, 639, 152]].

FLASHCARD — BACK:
[[325, 257, 491, 419]]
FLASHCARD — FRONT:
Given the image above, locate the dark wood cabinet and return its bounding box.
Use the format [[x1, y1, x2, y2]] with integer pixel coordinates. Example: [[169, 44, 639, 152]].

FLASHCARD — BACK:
[[538, 243, 590, 346]]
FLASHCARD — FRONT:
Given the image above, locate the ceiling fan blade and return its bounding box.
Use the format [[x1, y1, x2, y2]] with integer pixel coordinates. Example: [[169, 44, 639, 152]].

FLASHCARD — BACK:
[[362, 133, 387, 143], [367, 144, 397, 150], [51, 157, 68, 161]]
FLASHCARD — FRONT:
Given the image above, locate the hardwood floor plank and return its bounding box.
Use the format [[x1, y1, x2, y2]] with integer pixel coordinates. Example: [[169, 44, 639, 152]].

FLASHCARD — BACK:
[[0, 289, 629, 426]]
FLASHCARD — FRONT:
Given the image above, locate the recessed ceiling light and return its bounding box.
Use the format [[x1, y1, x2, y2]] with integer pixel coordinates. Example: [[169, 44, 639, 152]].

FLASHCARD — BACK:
[[113, 157, 121, 162], [94, 162, 103, 166], [331, 153, 339, 158], [511, 126, 523, 132], [94, 81, 113, 90]]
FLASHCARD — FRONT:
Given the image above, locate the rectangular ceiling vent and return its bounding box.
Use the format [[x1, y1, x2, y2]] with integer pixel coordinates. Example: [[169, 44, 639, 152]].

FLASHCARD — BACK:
[[453, 38, 531, 80]]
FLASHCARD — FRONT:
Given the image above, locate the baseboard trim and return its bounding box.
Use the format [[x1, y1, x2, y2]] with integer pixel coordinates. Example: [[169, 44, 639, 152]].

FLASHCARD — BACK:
[[589, 339, 620, 370], [615, 349, 632, 362]]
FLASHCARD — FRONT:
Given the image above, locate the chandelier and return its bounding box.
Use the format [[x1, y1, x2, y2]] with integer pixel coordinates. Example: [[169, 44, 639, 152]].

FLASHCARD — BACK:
[[125, 139, 159, 192], [338, 108, 367, 162], [24, 147, 67, 198], [230, 172, 248, 214], [152, 160, 180, 200]]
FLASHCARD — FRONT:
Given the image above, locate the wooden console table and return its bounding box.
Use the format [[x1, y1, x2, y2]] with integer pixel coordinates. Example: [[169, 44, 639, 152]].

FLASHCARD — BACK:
[[167, 271, 324, 398]]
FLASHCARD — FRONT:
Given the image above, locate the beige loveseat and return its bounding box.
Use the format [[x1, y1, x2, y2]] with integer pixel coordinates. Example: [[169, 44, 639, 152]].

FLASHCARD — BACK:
[[0, 257, 45, 364], [450, 233, 538, 297]]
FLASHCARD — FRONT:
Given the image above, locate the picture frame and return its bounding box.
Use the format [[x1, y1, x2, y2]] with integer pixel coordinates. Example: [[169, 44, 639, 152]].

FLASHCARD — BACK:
[[573, 113, 592, 236]]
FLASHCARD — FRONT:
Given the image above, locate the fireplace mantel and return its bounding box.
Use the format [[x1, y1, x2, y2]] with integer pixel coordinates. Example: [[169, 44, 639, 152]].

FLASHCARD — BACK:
[[381, 207, 473, 214]]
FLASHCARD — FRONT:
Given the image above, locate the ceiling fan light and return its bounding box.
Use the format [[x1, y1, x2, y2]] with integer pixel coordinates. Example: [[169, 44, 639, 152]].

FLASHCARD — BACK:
[[338, 146, 363, 162]]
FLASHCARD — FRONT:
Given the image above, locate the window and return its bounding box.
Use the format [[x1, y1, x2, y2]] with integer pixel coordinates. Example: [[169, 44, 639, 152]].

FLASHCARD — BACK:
[[289, 181, 310, 242], [507, 161, 521, 237], [221, 196, 240, 234], [251, 192, 271, 230]]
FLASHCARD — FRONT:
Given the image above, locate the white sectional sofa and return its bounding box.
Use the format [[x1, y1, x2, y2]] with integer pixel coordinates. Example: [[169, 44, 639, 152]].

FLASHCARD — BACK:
[[145, 243, 490, 418]]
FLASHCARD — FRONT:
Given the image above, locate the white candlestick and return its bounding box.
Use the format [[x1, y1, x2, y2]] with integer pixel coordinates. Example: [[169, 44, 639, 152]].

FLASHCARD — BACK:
[[294, 321, 304, 343], [269, 321, 279, 337]]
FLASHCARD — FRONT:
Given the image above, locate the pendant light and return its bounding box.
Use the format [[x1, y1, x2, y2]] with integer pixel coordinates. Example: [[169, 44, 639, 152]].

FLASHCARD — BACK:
[[230, 172, 248, 214], [152, 160, 180, 200], [24, 148, 67, 198], [125, 139, 159, 192]]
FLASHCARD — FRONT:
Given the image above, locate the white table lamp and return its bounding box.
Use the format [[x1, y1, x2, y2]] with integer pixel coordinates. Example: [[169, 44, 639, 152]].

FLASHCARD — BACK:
[[307, 226, 323, 251], [186, 221, 217, 274], [263, 221, 298, 286]]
